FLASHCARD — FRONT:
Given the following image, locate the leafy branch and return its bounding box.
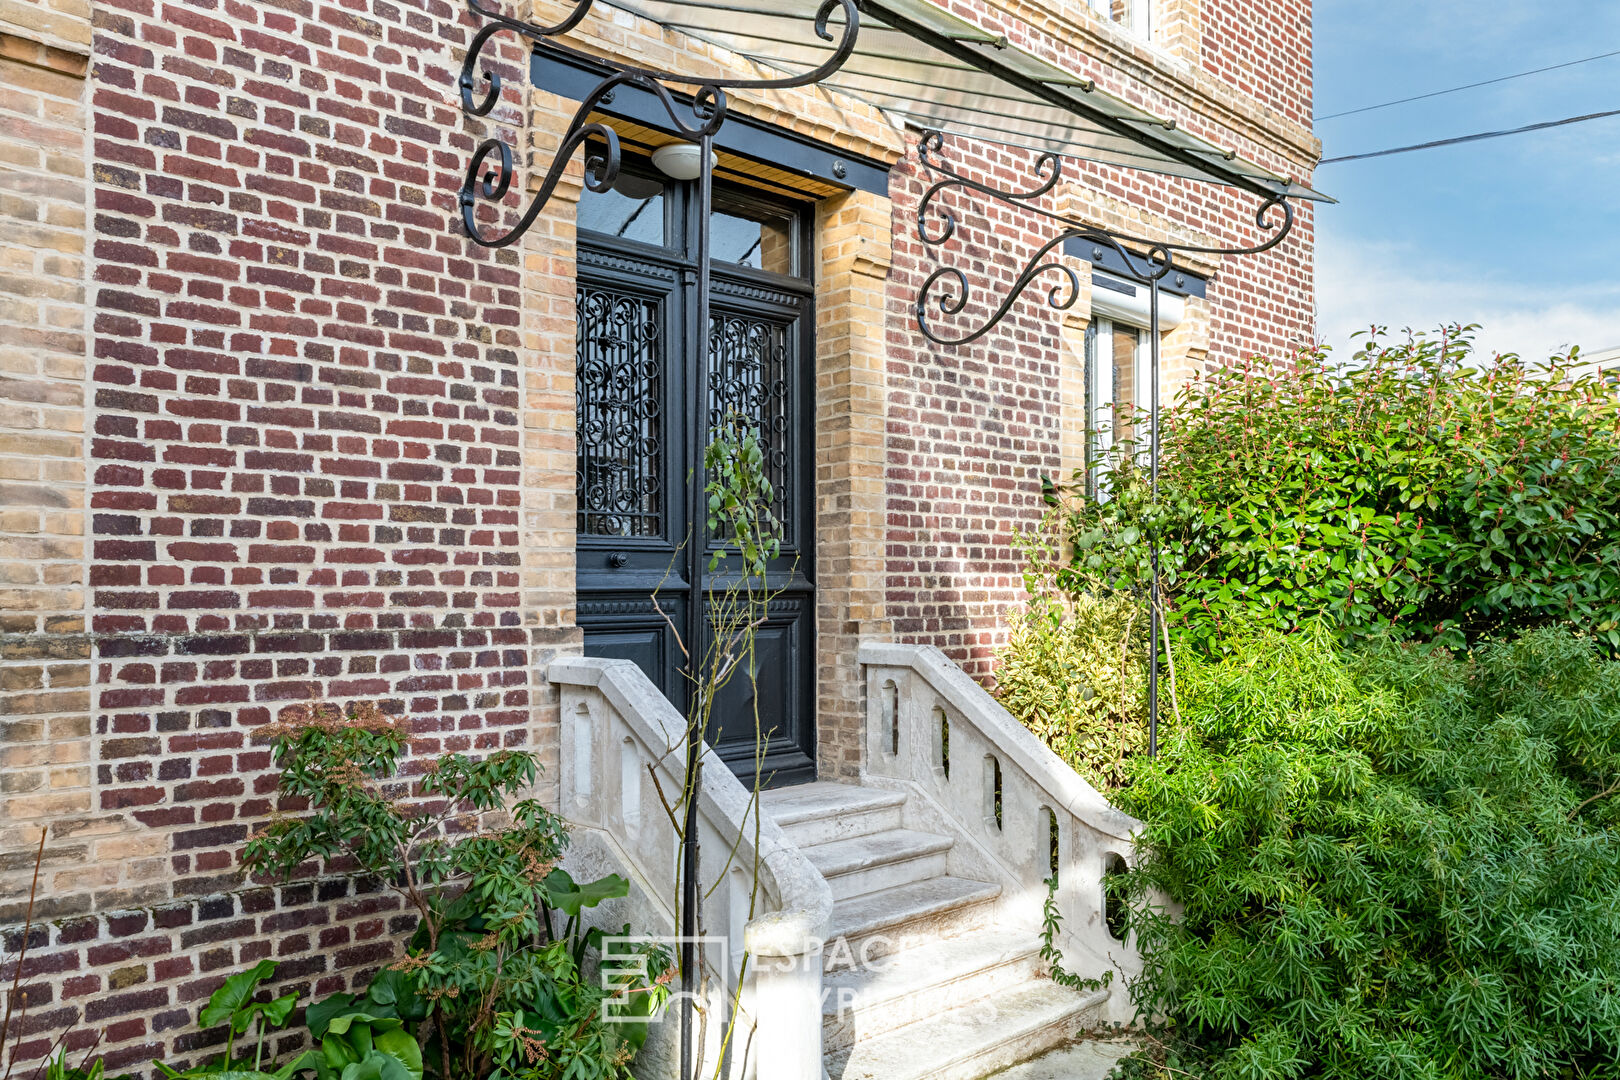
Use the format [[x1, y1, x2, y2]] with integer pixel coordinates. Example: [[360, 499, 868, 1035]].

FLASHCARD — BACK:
[[648, 414, 788, 1080], [243, 703, 664, 1080]]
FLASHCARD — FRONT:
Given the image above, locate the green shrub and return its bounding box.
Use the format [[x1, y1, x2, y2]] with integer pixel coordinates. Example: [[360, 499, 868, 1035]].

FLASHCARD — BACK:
[[154, 960, 328, 1080], [243, 702, 669, 1080], [993, 516, 1148, 788], [1118, 625, 1620, 1079], [1068, 329, 1620, 655]]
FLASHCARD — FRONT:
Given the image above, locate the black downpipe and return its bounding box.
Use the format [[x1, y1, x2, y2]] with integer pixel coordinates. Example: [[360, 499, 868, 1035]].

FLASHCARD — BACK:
[[679, 130, 716, 1080], [1148, 275, 1160, 757]]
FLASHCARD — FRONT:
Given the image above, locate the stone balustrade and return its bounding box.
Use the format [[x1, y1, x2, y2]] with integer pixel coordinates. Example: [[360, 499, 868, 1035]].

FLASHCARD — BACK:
[[551, 656, 830, 1080], [858, 642, 1143, 1022]]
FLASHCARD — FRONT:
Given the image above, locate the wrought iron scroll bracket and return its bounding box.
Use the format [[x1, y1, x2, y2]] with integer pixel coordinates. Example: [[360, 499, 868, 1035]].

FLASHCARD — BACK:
[[910, 129, 1297, 346], [456, 0, 861, 249], [908, 129, 1304, 766]]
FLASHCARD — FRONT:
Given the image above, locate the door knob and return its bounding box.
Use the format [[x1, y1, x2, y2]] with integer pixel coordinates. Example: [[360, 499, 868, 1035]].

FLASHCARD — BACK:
[[608, 552, 628, 568]]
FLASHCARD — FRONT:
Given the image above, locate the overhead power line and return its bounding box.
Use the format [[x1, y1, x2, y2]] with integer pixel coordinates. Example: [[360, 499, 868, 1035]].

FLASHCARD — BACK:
[[1314, 47, 1620, 122], [1319, 106, 1620, 164]]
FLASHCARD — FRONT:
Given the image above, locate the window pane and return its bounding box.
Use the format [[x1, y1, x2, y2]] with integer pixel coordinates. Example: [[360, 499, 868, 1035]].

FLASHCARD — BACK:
[[709, 311, 794, 544], [711, 199, 797, 275], [578, 166, 667, 247], [1112, 323, 1141, 444], [1085, 317, 1146, 498], [1089, 0, 1149, 36]]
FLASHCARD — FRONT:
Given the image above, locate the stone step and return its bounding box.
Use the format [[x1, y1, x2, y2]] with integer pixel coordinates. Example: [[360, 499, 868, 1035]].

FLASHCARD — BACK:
[[822, 928, 1043, 1052], [761, 782, 907, 847], [825, 981, 1110, 1080], [802, 828, 953, 902], [988, 1039, 1140, 1080], [825, 877, 1003, 969]]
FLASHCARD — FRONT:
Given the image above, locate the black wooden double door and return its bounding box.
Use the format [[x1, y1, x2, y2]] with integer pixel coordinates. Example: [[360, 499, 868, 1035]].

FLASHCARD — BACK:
[[574, 168, 817, 787]]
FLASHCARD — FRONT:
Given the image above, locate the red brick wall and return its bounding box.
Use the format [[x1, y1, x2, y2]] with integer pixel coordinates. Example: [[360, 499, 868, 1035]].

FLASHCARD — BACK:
[[3, 880, 409, 1074], [0, 0, 534, 1071], [1198, 0, 1314, 128], [882, 0, 1318, 677], [90, 0, 536, 853]]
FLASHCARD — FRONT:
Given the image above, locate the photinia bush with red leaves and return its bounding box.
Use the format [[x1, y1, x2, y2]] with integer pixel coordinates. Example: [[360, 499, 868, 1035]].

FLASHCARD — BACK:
[[1066, 326, 1620, 655]]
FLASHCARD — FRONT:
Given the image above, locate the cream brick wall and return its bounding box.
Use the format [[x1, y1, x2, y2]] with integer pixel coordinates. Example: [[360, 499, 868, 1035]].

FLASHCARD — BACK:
[[0, 6, 90, 910], [1058, 301, 1092, 484], [0, 0, 86, 55], [520, 86, 589, 806], [814, 187, 893, 779]]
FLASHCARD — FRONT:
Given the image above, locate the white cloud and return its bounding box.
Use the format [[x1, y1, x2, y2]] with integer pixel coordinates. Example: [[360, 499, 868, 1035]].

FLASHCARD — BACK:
[[1313, 232, 1620, 362]]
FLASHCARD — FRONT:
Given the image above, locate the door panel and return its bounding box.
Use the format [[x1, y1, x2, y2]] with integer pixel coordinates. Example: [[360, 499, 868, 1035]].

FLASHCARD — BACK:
[[577, 593, 685, 710], [706, 593, 815, 775], [575, 173, 816, 787]]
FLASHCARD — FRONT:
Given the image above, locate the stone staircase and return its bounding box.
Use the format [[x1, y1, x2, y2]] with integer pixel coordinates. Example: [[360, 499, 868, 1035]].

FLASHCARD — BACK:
[[761, 782, 1116, 1080]]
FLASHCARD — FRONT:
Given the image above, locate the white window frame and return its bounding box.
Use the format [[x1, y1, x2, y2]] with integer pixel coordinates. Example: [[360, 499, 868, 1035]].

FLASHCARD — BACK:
[[1085, 316, 1143, 496], [1087, 0, 1151, 41], [1085, 274, 1185, 495]]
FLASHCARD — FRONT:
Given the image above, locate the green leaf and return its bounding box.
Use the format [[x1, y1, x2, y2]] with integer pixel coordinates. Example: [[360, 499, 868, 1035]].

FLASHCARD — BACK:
[[337, 1052, 415, 1080], [322, 1035, 363, 1072], [370, 1031, 422, 1080], [269, 1053, 322, 1080], [361, 969, 423, 1021], [323, 1013, 403, 1037], [305, 994, 356, 1040], [260, 993, 298, 1029], [543, 869, 629, 916], [199, 960, 280, 1033]]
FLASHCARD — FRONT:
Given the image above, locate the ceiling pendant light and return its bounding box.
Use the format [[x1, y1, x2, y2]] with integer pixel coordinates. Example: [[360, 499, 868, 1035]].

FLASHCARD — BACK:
[[650, 142, 714, 180]]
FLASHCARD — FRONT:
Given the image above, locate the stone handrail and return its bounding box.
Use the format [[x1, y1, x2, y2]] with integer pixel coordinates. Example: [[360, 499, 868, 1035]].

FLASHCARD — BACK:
[[550, 657, 829, 1080], [858, 642, 1142, 1018]]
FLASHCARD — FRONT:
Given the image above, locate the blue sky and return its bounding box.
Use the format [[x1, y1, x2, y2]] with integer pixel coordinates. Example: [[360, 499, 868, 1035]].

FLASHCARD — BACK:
[[1312, 1, 1620, 360]]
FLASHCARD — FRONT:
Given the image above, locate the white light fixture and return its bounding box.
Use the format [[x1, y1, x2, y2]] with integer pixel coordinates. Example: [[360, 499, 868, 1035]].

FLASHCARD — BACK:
[[650, 142, 713, 180]]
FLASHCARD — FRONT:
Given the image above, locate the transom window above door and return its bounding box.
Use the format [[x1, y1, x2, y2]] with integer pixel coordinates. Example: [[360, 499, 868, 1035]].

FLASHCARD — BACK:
[[712, 195, 799, 276], [577, 153, 808, 282], [578, 161, 668, 246]]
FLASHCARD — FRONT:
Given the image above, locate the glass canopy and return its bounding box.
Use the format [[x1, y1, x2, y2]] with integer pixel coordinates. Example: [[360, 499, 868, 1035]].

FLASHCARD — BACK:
[[594, 0, 1332, 202]]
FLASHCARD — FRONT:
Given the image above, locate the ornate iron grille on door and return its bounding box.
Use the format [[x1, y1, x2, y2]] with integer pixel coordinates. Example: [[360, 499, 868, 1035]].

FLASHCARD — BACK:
[[576, 286, 663, 538], [709, 311, 792, 540]]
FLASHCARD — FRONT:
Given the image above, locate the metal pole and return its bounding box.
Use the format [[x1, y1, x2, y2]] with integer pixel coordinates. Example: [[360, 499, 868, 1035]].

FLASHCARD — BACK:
[[679, 130, 715, 1080], [1147, 274, 1160, 758]]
